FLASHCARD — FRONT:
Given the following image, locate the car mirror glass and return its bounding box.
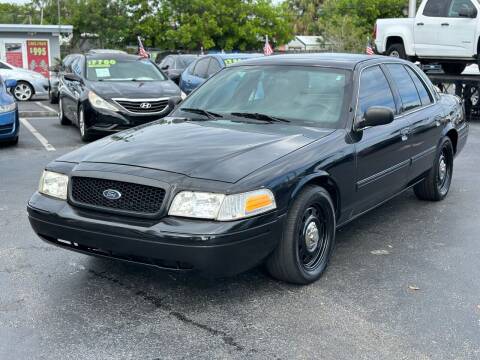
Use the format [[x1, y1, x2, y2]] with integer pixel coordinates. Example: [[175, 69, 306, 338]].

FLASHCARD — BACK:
[[357, 106, 394, 129]]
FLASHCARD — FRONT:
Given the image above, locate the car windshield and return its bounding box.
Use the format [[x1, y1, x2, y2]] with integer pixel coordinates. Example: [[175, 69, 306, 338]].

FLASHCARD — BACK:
[[85, 58, 167, 81], [179, 65, 352, 128]]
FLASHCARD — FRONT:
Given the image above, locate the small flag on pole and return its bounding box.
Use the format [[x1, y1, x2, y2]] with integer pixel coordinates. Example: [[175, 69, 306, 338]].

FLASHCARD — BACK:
[[137, 36, 149, 59], [366, 38, 374, 55], [264, 35, 274, 56]]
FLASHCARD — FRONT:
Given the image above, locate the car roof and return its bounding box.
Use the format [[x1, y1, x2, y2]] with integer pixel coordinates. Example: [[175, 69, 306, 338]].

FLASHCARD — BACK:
[[232, 53, 398, 70], [209, 53, 263, 60], [84, 53, 147, 61]]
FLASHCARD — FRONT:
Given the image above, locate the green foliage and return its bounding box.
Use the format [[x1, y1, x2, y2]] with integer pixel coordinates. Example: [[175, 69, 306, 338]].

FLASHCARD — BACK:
[[3, 0, 294, 51], [287, 0, 407, 52]]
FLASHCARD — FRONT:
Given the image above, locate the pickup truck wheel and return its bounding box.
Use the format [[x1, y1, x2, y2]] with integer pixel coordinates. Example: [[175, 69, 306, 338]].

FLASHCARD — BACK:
[[386, 43, 406, 59], [266, 185, 336, 285], [414, 137, 454, 201], [441, 63, 466, 75]]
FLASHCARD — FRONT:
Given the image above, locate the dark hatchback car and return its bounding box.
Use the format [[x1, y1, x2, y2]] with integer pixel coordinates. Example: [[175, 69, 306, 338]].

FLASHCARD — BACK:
[[28, 54, 468, 284], [58, 52, 182, 141], [158, 54, 198, 84]]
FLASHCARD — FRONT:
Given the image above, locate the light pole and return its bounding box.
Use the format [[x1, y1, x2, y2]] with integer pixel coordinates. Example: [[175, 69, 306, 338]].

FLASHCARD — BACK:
[[408, 0, 417, 17]]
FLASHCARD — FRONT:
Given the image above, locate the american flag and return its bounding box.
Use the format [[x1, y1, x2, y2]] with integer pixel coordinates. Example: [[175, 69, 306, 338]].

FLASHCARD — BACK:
[[264, 35, 274, 56], [137, 36, 149, 59], [365, 38, 374, 55]]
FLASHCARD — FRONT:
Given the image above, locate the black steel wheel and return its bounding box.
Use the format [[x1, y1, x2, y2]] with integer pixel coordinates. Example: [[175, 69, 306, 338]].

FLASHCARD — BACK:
[[414, 137, 454, 201], [267, 185, 336, 285]]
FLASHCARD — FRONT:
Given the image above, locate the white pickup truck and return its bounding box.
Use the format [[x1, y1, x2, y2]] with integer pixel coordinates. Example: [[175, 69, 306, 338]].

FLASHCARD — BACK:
[[375, 0, 480, 74]]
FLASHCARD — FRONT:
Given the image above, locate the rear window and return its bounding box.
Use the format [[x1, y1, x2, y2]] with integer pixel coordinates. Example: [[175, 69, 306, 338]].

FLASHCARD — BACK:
[[385, 64, 422, 112]]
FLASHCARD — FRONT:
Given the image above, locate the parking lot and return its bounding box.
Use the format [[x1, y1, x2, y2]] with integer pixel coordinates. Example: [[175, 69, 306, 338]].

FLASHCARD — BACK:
[[1, 103, 479, 359]]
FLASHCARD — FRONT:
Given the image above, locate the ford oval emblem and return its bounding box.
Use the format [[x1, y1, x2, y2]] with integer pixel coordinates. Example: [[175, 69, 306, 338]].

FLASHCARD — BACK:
[[103, 189, 122, 200]]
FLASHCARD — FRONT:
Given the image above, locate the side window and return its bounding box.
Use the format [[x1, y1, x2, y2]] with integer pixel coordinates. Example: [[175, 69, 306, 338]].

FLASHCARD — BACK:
[[358, 66, 396, 119], [71, 57, 83, 76], [193, 58, 210, 78], [448, 0, 476, 17], [423, 0, 450, 17], [0, 62, 10, 69], [385, 64, 422, 112], [162, 56, 174, 68], [207, 58, 221, 77], [405, 66, 433, 106]]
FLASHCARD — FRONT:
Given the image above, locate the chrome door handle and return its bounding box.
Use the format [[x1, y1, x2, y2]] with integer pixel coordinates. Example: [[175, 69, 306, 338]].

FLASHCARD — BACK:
[[441, 23, 450, 26], [417, 22, 424, 26]]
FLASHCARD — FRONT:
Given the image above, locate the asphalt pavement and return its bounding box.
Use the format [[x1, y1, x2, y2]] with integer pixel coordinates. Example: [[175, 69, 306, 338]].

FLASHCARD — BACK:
[[1, 106, 479, 359]]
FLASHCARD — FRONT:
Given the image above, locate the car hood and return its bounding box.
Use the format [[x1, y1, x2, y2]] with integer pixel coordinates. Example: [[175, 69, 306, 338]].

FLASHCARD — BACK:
[[58, 119, 335, 183], [88, 80, 180, 99]]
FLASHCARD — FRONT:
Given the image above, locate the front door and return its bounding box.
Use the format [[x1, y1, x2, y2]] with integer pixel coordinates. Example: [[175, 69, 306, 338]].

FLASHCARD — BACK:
[[353, 65, 412, 214], [438, 0, 478, 57]]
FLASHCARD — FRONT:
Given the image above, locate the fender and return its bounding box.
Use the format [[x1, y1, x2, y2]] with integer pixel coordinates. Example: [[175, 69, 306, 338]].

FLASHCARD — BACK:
[[376, 20, 415, 56], [289, 171, 341, 219]]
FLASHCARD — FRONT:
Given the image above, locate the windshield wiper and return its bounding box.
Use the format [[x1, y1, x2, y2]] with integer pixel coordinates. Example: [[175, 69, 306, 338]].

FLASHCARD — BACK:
[[230, 112, 290, 123], [180, 108, 224, 120]]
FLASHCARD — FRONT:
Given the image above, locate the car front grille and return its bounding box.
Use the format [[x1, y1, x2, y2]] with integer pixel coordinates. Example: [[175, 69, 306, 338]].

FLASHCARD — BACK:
[[70, 177, 166, 216], [113, 98, 169, 114], [0, 124, 14, 135]]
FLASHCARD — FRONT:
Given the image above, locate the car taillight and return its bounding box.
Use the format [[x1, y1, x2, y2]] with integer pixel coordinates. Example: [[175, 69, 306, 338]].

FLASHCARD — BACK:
[[373, 23, 377, 40]]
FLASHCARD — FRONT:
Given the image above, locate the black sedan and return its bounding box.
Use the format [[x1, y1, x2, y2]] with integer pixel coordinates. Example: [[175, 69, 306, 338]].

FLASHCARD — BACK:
[[28, 54, 468, 284], [58, 52, 183, 141]]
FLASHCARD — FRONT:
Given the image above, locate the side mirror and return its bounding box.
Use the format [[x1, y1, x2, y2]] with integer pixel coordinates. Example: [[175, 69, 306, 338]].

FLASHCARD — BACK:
[[357, 106, 394, 129], [64, 73, 82, 83], [459, 6, 477, 18], [4, 79, 17, 89], [161, 65, 169, 70], [168, 96, 182, 109]]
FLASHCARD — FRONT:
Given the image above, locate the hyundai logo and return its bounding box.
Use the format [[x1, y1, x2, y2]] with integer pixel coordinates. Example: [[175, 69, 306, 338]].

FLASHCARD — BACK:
[[103, 189, 122, 200], [139, 102, 152, 109]]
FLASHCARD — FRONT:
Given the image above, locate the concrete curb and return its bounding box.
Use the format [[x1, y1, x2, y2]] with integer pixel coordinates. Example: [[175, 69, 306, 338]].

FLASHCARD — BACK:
[[19, 111, 57, 118]]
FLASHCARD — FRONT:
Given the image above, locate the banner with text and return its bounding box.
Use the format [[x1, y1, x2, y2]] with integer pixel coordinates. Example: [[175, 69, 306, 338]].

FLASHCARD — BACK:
[[26, 40, 49, 78]]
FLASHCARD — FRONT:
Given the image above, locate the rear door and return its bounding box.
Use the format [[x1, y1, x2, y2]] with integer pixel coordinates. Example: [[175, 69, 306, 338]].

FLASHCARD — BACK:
[[390, 64, 442, 181], [353, 65, 412, 214], [414, 0, 450, 56], [438, 0, 479, 57]]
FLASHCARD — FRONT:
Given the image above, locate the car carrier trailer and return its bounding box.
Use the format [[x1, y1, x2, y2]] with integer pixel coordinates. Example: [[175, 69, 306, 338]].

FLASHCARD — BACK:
[[426, 72, 480, 121]]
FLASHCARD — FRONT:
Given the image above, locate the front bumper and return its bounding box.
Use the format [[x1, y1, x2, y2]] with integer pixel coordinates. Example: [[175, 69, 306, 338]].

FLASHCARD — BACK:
[[84, 102, 173, 135], [0, 109, 19, 141], [27, 192, 283, 276]]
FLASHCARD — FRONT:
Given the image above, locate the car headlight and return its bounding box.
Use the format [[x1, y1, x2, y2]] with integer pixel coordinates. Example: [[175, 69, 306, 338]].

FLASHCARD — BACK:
[[88, 91, 118, 112], [0, 103, 16, 113], [39, 170, 69, 200], [168, 189, 276, 221]]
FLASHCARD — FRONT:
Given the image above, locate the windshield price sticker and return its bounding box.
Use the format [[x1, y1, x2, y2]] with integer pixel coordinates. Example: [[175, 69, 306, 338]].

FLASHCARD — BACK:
[[224, 58, 243, 66], [87, 59, 117, 68]]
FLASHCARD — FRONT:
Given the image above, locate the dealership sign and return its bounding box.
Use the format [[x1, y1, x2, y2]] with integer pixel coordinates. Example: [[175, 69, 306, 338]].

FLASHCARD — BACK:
[[26, 40, 49, 78]]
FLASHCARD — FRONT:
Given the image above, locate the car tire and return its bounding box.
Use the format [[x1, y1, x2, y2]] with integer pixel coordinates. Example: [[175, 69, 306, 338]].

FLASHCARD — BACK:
[[58, 98, 70, 125], [441, 63, 466, 75], [78, 105, 92, 142], [266, 185, 336, 285], [386, 43, 407, 59], [414, 137, 454, 201], [13, 81, 34, 101]]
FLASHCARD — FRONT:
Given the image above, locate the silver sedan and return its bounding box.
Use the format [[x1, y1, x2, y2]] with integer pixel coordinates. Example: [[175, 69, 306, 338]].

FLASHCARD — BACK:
[[0, 60, 50, 101]]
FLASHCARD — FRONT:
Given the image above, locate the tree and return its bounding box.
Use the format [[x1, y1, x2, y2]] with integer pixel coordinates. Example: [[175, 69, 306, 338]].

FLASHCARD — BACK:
[[285, 0, 324, 35], [130, 0, 294, 51]]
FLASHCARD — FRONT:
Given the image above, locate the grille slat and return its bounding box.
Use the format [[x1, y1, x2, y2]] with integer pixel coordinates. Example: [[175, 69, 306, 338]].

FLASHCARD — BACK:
[[70, 177, 165, 216], [114, 99, 169, 114]]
